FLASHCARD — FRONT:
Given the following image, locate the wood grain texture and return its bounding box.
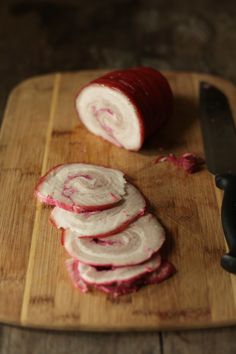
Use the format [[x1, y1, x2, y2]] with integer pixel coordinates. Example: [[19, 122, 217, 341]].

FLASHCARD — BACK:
[[163, 328, 236, 354], [0, 70, 236, 330], [2, 325, 236, 354], [0, 326, 161, 354]]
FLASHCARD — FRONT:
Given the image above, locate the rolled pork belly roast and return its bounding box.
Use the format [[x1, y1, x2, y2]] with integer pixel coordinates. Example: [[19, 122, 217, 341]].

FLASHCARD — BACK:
[[76, 67, 173, 151]]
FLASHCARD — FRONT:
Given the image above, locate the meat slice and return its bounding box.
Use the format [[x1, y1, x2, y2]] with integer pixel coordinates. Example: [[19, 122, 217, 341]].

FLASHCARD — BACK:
[[66, 258, 175, 297], [95, 261, 176, 297], [78, 253, 161, 285], [63, 214, 165, 267], [35, 163, 126, 212], [142, 261, 176, 285], [66, 258, 88, 293], [50, 183, 146, 238], [76, 67, 173, 151]]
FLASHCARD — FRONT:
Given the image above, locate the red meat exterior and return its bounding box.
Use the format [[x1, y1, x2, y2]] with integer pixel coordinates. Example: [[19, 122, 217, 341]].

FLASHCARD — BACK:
[[76, 67, 173, 150]]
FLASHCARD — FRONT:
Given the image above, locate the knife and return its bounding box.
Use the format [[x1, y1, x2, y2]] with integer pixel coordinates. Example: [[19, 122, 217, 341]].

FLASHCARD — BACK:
[[199, 82, 236, 273]]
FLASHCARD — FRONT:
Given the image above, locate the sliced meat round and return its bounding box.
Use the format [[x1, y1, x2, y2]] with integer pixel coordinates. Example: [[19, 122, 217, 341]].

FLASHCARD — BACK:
[[35, 163, 126, 212], [78, 252, 161, 285], [66, 258, 175, 297], [76, 67, 173, 151], [95, 261, 176, 297], [66, 258, 88, 293], [50, 183, 146, 238], [63, 214, 165, 267], [142, 261, 176, 285]]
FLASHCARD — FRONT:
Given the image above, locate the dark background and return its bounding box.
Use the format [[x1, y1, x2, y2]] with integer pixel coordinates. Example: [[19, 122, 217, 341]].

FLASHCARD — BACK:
[[0, 0, 236, 353], [1, 0, 236, 121]]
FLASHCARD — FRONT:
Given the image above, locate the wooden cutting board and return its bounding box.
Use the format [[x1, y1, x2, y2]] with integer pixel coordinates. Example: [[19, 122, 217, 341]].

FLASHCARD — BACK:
[[1, 70, 236, 331]]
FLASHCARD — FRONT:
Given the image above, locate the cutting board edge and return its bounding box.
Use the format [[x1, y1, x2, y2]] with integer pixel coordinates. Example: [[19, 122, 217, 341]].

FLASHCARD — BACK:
[[1, 317, 236, 332], [1, 70, 236, 331], [5, 70, 236, 105]]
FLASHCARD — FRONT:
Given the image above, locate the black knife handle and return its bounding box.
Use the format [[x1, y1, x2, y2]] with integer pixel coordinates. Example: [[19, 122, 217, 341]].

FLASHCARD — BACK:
[[215, 174, 236, 273]]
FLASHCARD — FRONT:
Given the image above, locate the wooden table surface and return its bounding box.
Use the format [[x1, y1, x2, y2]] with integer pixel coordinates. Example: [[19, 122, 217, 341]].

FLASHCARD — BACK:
[[0, 0, 236, 352]]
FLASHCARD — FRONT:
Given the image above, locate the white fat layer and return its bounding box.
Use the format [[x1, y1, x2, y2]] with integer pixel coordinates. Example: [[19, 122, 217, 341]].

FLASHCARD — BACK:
[[51, 184, 145, 236], [37, 163, 126, 207], [78, 253, 161, 284], [64, 214, 165, 266], [76, 84, 142, 150]]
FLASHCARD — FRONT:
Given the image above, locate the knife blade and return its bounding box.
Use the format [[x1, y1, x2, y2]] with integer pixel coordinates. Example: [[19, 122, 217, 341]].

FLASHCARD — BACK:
[[199, 82, 236, 273]]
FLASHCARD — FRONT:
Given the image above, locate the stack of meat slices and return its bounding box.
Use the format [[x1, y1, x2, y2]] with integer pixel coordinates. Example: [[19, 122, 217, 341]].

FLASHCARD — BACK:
[[35, 163, 175, 297]]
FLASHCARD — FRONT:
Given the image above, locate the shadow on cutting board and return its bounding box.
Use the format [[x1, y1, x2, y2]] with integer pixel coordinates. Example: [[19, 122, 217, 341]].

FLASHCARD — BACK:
[[141, 95, 198, 156]]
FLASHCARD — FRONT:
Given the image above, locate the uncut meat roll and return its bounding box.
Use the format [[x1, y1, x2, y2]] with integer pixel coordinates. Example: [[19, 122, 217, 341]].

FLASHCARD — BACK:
[[51, 183, 146, 238], [63, 214, 165, 267], [76, 67, 173, 151], [35, 163, 126, 213]]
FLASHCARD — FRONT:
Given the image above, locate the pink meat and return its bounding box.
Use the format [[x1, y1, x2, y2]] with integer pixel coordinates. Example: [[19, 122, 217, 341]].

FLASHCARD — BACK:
[[63, 214, 165, 267], [78, 253, 162, 285], [66, 258, 175, 297], [66, 258, 89, 293], [50, 183, 146, 238], [76, 67, 173, 151], [96, 261, 176, 297], [96, 261, 175, 297], [155, 153, 205, 174], [35, 163, 126, 213]]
